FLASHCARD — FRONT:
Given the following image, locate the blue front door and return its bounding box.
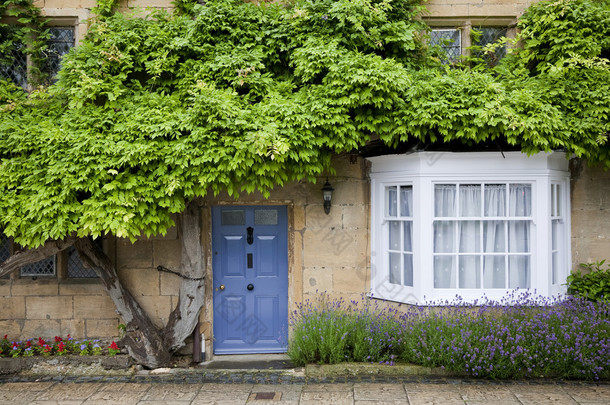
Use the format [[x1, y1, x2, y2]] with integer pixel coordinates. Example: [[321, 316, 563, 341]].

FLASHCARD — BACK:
[[212, 206, 288, 354]]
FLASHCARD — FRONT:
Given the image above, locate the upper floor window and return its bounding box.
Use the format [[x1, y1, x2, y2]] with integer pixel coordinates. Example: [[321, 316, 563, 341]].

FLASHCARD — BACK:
[[427, 22, 513, 65], [369, 152, 571, 304], [0, 25, 75, 88], [430, 28, 461, 63]]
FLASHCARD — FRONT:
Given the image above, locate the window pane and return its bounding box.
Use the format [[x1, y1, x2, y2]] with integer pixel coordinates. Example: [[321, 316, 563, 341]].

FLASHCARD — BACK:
[[459, 256, 480, 288], [389, 252, 401, 285], [255, 209, 278, 225], [459, 184, 481, 216], [67, 244, 100, 278], [434, 256, 455, 288], [552, 252, 558, 285], [430, 29, 461, 63], [386, 186, 397, 217], [403, 221, 412, 251], [435, 184, 456, 217], [552, 220, 558, 250], [473, 26, 508, 66], [556, 184, 562, 216], [459, 221, 480, 252], [404, 254, 413, 287], [42, 27, 75, 83], [0, 232, 10, 263], [221, 210, 245, 225], [434, 221, 455, 253], [0, 26, 27, 88], [389, 221, 401, 250], [400, 186, 412, 217], [21, 257, 55, 276], [484, 184, 506, 216], [483, 256, 506, 288], [483, 221, 505, 252], [508, 221, 530, 252], [509, 256, 530, 288], [509, 184, 531, 216]]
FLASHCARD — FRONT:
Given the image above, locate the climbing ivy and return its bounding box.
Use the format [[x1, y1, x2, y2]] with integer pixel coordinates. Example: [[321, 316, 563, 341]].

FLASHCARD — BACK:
[[0, 0, 608, 247], [0, 0, 51, 87]]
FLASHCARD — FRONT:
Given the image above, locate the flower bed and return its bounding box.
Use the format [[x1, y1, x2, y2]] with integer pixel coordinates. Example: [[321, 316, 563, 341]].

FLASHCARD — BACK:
[[287, 292, 610, 380], [0, 335, 121, 358]]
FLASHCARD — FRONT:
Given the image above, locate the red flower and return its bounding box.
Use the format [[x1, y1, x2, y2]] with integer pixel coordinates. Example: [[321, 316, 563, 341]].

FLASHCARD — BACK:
[[38, 337, 45, 346], [58, 342, 65, 352], [26, 341, 32, 348], [109, 341, 119, 350], [54, 336, 62, 343], [3, 334, 7, 340], [43, 344, 52, 353], [11, 343, 18, 350]]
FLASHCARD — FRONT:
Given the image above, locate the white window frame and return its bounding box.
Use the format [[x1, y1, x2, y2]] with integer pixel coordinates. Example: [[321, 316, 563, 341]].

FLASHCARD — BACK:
[[369, 151, 571, 304]]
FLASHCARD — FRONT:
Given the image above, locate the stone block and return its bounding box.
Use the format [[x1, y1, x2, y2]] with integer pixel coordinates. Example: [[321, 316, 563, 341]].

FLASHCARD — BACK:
[[571, 209, 610, 239], [305, 204, 342, 230], [60, 319, 85, 339], [116, 238, 153, 270], [153, 239, 182, 271], [333, 180, 368, 208], [136, 296, 172, 328], [44, 0, 97, 8], [303, 228, 368, 268], [4, 297, 25, 319], [293, 205, 305, 231], [117, 267, 159, 296], [74, 296, 118, 319], [33, 0, 44, 7], [0, 282, 10, 297], [11, 281, 58, 296], [159, 271, 181, 296], [127, 0, 173, 8], [333, 267, 367, 294], [86, 319, 120, 339], [0, 320, 22, 339], [21, 320, 61, 339], [424, 4, 470, 18], [341, 205, 369, 230], [26, 296, 73, 320], [59, 282, 106, 296], [303, 267, 333, 295], [290, 232, 303, 305], [331, 155, 367, 180]]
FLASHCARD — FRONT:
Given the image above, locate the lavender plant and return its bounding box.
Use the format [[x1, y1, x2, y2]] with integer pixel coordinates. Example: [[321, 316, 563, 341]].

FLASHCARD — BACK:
[[288, 292, 610, 380]]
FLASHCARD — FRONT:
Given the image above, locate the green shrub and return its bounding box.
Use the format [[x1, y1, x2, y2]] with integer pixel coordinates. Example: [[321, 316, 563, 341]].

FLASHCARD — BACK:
[[567, 261, 610, 302]]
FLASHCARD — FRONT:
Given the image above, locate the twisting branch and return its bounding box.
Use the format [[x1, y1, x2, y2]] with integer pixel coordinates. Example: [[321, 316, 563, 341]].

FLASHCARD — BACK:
[[0, 237, 77, 278]]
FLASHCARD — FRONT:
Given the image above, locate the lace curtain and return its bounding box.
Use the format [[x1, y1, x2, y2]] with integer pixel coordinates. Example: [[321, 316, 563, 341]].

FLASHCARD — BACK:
[[434, 184, 531, 289]]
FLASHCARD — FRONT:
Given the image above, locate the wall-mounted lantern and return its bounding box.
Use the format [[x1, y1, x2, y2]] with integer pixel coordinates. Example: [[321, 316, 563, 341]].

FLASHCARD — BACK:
[[322, 179, 334, 215]]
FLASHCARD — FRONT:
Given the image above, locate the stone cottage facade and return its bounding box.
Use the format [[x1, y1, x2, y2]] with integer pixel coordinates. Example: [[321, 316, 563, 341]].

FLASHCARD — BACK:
[[1, 0, 609, 358]]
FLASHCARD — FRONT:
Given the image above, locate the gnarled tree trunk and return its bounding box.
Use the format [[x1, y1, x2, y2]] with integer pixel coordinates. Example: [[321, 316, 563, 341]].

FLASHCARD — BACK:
[[0, 200, 206, 369]]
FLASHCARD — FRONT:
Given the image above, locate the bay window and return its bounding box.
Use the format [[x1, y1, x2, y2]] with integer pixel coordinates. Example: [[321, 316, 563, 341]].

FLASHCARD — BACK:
[[369, 152, 570, 304]]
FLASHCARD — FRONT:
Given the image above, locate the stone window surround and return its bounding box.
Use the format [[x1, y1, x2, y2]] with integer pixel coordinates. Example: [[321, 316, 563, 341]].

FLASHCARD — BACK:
[[425, 17, 518, 58], [368, 151, 571, 305]]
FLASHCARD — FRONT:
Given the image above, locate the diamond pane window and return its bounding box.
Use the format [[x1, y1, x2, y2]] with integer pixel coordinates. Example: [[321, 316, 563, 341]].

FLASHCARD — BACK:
[[67, 245, 98, 278], [473, 27, 508, 67], [21, 256, 56, 277], [42, 27, 75, 83], [430, 29, 461, 63], [0, 26, 28, 88], [0, 232, 10, 279]]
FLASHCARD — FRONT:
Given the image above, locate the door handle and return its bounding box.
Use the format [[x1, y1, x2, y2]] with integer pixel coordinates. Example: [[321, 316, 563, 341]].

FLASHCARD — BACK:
[[219, 284, 225, 291], [247, 284, 254, 291]]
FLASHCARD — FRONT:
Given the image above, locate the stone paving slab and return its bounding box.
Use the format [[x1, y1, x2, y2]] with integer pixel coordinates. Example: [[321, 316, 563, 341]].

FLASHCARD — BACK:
[[0, 379, 609, 404]]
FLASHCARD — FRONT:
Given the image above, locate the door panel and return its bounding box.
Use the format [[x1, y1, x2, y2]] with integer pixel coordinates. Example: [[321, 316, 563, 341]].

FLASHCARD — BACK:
[[212, 206, 288, 354]]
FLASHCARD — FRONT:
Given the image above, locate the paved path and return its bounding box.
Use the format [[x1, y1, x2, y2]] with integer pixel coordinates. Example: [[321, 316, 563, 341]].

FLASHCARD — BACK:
[[1, 380, 609, 404]]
